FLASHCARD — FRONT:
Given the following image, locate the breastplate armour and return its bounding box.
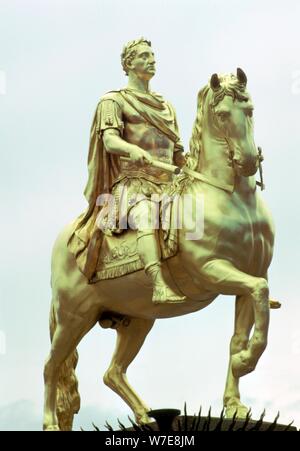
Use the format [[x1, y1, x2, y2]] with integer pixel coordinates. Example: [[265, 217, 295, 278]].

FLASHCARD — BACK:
[[120, 126, 174, 183]]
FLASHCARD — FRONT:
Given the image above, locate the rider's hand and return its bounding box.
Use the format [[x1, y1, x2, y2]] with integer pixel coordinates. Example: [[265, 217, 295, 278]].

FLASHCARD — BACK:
[[129, 146, 153, 165]]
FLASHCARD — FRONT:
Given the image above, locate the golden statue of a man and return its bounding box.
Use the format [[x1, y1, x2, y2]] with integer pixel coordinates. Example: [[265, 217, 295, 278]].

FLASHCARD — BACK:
[[68, 38, 186, 304]]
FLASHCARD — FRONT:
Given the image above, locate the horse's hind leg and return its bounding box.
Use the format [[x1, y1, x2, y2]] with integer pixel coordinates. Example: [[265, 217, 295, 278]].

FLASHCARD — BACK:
[[103, 317, 155, 425], [200, 258, 269, 377], [223, 295, 254, 418], [43, 305, 97, 431]]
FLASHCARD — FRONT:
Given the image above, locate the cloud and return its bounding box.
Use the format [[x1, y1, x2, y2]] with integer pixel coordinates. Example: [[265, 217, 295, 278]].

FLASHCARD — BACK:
[[0, 400, 135, 431], [0, 400, 41, 431]]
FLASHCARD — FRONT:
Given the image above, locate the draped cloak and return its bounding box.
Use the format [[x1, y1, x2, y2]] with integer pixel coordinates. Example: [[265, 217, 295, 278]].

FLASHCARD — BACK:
[[67, 89, 183, 281]]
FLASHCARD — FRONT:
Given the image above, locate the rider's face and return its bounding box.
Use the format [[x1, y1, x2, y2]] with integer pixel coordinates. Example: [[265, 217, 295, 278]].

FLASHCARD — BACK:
[[127, 44, 156, 80]]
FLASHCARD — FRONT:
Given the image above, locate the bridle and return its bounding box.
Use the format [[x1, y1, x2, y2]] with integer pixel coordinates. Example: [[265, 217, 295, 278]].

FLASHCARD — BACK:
[[209, 97, 265, 192]]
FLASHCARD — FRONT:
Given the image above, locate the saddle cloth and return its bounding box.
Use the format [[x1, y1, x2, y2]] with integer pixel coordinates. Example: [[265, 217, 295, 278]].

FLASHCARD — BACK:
[[68, 195, 181, 283]]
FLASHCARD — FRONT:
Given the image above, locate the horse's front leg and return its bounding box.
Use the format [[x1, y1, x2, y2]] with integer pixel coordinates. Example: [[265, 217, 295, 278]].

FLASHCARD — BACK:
[[223, 295, 254, 418], [197, 258, 269, 377], [103, 317, 155, 425]]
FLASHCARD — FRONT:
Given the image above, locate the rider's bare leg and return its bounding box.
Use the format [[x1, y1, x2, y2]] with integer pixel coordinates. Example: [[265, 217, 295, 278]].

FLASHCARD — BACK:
[[137, 230, 186, 304], [129, 201, 186, 304]]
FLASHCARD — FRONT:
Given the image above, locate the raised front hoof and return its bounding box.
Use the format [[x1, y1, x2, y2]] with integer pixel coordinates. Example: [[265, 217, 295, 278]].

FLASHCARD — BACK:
[[43, 424, 60, 431], [231, 351, 256, 378], [225, 402, 249, 419]]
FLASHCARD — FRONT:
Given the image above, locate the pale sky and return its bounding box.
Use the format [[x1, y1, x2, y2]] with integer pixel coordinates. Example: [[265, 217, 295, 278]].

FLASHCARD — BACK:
[[0, 0, 300, 431]]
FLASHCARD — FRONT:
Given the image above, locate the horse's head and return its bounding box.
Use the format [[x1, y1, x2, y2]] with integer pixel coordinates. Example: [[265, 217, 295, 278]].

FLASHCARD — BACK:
[[208, 68, 259, 177]]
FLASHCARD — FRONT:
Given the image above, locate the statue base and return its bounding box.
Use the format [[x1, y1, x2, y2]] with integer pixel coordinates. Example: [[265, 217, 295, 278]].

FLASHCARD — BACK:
[[121, 411, 297, 432], [140, 415, 297, 432]]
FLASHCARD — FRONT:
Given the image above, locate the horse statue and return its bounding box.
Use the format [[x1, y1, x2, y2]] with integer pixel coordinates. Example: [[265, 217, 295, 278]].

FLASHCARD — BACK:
[[43, 68, 276, 431]]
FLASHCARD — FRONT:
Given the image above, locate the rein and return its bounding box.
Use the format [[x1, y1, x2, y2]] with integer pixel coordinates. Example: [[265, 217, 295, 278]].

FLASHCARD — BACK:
[[182, 162, 265, 193], [181, 166, 234, 193]]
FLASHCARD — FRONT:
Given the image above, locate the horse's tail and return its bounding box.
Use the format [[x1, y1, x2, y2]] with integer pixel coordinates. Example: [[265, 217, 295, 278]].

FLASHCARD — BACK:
[[50, 301, 81, 431]]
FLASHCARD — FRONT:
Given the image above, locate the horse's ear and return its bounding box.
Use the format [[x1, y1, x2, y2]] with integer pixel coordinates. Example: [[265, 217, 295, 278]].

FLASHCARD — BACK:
[[210, 73, 221, 91], [237, 67, 247, 85]]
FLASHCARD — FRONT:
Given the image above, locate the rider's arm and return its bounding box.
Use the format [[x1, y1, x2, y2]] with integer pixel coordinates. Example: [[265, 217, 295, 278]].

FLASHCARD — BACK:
[[103, 129, 151, 164], [97, 98, 152, 164]]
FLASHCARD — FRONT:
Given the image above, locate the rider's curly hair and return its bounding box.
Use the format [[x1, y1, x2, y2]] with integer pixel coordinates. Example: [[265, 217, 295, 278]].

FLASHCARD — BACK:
[[121, 37, 152, 76]]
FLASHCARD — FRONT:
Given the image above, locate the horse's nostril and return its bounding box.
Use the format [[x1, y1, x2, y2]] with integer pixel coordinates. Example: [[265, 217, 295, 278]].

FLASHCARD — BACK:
[[232, 157, 258, 177]]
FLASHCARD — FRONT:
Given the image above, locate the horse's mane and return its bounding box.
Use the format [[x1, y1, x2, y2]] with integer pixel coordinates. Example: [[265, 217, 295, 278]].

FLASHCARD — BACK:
[[187, 85, 209, 170], [187, 74, 248, 171]]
